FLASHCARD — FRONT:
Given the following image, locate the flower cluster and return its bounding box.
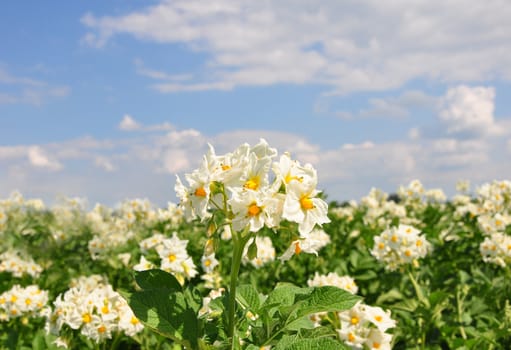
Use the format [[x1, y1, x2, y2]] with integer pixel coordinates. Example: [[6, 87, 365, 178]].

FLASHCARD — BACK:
[[175, 139, 330, 238], [472, 181, 511, 235], [0, 284, 49, 322], [371, 224, 432, 271], [308, 272, 358, 294], [337, 301, 396, 349], [46, 275, 143, 344], [307, 272, 395, 349], [86, 204, 136, 260], [47, 197, 87, 242], [0, 207, 7, 232], [477, 213, 510, 235], [86, 199, 184, 262], [476, 180, 511, 214], [360, 188, 407, 228], [480, 233, 511, 267], [0, 250, 43, 278], [0, 191, 46, 238], [398, 180, 446, 206], [135, 231, 198, 284]]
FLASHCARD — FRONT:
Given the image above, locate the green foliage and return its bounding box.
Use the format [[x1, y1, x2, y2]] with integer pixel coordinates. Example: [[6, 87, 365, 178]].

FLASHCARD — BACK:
[[126, 270, 202, 349], [2, 189, 511, 348]]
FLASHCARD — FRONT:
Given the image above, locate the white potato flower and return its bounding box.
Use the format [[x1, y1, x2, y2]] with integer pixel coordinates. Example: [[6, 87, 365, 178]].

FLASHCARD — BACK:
[[46, 277, 143, 344], [371, 224, 432, 271]]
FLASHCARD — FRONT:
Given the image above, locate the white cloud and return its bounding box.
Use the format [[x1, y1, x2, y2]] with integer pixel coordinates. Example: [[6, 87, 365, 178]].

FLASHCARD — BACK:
[[334, 89, 437, 121], [146, 122, 174, 132], [439, 85, 502, 137], [27, 146, 63, 171], [81, 1, 511, 93], [94, 156, 115, 172], [408, 128, 420, 140], [134, 58, 193, 82], [119, 115, 174, 132], [0, 67, 70, 105], [0, 67, 45, 87], [161, 149, 191, 173], [428, 138, 489, 168], [341, 142, 374, 150], [119, 114, 141, 131], [2, 122, 511, 206], [0, 146, 27, 160]]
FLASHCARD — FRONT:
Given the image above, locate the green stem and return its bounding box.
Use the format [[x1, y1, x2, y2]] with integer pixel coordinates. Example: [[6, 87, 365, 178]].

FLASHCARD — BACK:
[[109, 331, 124, 350], [227, 227, 251, 342], [407, 270, 428, 350], [407, 270, 429, 308], [456, 288, 467, 340]]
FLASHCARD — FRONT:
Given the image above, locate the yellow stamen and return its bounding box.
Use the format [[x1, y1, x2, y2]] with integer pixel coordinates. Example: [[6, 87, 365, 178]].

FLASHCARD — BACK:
[[98, 325, 107, 333], [131, 316, 139, 325], [350, 316, 359, 325], [405, 250, 412, 257], [221, 164, 231, 171], [101, 305, 109, 314], [300, 196, 314, 210], [248, 203, 261, 217], [25, 298, 32, 306], [168, 254, 177, 262], [285, 174, 303, 184], [348, 332, 356, 342], [244, 178, 259, 190], [373, 342, 381, 349], [82, 313, 92, 324], [294, 242, 302, 255], [375, 315, 383, 322], [194, 187, 207, 197], [204, 259, 211, 267], [416, 240, 423, 247], [378, 242, 385, 250], [391, 235, 398, 243]]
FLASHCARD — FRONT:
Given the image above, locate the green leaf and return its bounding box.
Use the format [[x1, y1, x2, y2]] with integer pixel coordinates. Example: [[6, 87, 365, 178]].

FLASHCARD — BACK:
[[297, 326, 338, 339], [31, 330, 45, 350], [245, 346, 261, 350], [275, 335, 349, 350], [184, 286, 203, 314], [375, 289, 404, 304], [237, 284, 262, 311], [353, 270, 378, 281], [127, 289, 199, 348], [294, 286, 361, 319], [263, 283, 307, 309], [284, 316, 315, 331], [135, 269, 182, 291]]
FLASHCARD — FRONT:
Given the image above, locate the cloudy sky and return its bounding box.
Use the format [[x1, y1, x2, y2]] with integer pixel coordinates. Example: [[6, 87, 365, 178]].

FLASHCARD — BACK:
[[1, 0, 511, 207]]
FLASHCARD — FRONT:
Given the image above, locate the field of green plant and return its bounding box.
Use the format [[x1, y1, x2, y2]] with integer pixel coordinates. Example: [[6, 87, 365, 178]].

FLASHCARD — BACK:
[[1, 140, 510, 349]]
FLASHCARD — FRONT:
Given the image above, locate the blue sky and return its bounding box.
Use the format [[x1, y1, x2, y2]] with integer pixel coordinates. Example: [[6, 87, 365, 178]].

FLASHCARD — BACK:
[[1, 0, 511, 207]]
